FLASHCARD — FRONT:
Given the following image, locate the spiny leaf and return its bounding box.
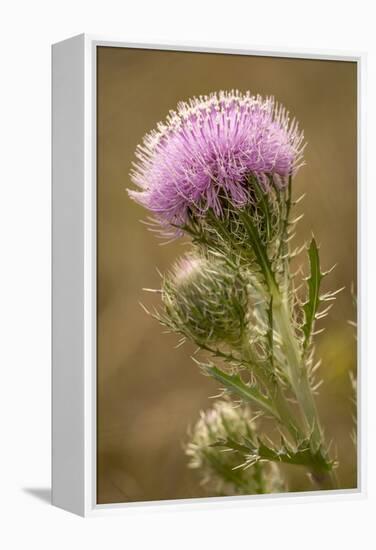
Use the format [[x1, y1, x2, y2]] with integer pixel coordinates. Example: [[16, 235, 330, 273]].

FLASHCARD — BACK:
[[201, 364, 280, 420], [302, 238, 324, 351], [277, 175, 292, 258], [255, 438, 332, 471], [266, 296, 274, 367], [216, 436, 334, 473], [196, 343, 247, 369], [238, 209, 278, 291], [251, 176, 272, 241]]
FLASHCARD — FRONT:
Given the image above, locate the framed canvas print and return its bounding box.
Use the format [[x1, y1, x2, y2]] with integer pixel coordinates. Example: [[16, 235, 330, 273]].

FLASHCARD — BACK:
[[52, 34, 365, 516]]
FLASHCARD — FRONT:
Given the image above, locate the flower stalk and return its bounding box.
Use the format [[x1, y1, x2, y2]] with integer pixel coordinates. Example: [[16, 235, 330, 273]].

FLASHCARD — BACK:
[[272, 292, 338, 489]]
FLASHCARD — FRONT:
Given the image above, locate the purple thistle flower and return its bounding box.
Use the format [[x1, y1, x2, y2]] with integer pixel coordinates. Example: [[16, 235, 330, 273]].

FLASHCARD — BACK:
[[128, 90, 305, 232]]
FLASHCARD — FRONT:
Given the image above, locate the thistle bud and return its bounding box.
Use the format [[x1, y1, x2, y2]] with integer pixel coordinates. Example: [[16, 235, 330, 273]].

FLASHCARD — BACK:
[[162, 255, 248, 347], [185, 399, 284, 495]]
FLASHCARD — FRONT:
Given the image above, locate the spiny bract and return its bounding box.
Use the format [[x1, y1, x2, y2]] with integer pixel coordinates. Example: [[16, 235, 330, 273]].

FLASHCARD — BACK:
[[162, 255, 248, 347]]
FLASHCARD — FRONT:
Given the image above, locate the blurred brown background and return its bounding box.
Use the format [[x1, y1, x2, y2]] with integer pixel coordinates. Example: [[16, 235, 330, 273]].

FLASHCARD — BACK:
[[97, 47, 357, 504]]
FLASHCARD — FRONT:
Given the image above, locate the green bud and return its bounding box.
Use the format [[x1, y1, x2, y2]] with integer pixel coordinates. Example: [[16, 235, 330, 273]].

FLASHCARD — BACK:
[[162, 255, 248, 347], [185, 399, 284, 495]]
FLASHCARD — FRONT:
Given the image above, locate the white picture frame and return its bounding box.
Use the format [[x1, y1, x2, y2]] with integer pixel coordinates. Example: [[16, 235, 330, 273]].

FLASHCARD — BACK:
[[52, 34, 366, 517]]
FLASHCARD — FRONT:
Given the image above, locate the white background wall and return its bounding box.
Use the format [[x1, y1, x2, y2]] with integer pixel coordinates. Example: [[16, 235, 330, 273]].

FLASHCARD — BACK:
[[0, 1, 374, 548]]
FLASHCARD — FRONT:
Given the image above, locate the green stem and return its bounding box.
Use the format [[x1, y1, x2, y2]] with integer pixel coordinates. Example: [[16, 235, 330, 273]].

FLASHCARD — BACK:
[[271, 289, 337, 490], [272, 292, 323, 451], [242, 345, 304, 443]]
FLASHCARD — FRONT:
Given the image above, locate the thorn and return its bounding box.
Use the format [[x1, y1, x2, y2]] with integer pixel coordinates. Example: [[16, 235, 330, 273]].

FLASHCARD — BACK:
[[290, 214, 304, 225], [174, 339, 186, 349], [317, 304, 334, 316], [293, 193, 306, 205], [320, 287, 345, 301], [322, 263, 337, 276], [139, 301, 150, 315], [315, 307, 332, 320], [310, 359, 322, 374], [311, 328, 325, 336], [312, 379, 324, 392], [142, 287, 162, 294]]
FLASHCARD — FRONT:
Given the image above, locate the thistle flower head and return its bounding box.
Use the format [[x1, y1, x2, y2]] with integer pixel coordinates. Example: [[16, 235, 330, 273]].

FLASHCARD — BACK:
[[129, 90, 305, 232], [186, 399, 284, 495], [162, 254, 248, 347]]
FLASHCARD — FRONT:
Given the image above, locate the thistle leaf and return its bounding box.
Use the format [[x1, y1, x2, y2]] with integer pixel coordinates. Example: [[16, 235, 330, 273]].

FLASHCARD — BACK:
[[238, 209, 278, 291], [217, 436, 334, 473], [266, 296, 274, 367], [255, 438, 332, 471], [251, 176, 272, 241], [202, 364, 280, 420], [302, 238, 323, 351], [277, 175, 292, 258]]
